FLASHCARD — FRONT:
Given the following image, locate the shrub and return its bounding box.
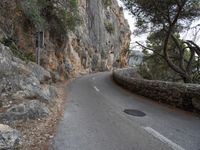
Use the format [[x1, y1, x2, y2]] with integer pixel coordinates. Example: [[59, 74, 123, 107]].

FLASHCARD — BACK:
[[104, 21, 114, 34], [2, 37, 34, 62], [103, 0, 112, 7], [20, 0, 80, 35], [20, 0, 48, 31]]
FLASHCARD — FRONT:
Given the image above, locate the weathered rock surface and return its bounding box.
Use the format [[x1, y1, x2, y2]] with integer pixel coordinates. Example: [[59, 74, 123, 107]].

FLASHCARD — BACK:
[[0, 44, 57, 108], [0, 1, 131, 148], [113, 68, 200, 113], [37, 85, 58, 104], [62, 0, 131, 74], [0, 0, 131, 80], [0, 100, 50, 122], [0, 124, 21, 149], [27, 62, 51, 84]]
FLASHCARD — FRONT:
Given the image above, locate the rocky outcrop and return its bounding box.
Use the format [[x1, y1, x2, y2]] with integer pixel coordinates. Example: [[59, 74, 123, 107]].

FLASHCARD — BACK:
[[0, 0, 131, 80], [0, 124, 21, 149], [0, 100, 50, 123], [0, 44, 56, 118], [0, 43, 57, 148], [41, 0, 131, 78], [0, 1, 131, 148], [69, 0, 131, 70], [113, 68, 200, 113], [27, 62, 51, 84]]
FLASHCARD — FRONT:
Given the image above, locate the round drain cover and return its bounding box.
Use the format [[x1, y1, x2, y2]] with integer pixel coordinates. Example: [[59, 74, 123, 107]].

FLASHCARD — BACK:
[[124, 109, 146, 117]]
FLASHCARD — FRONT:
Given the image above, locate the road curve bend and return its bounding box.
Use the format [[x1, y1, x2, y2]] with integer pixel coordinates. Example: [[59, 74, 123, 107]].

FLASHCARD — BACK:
[[50, 72, 200, 150]]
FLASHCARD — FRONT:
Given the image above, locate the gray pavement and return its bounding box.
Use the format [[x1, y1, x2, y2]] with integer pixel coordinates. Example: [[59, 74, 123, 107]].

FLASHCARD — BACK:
[[50, 72, 200, 150]]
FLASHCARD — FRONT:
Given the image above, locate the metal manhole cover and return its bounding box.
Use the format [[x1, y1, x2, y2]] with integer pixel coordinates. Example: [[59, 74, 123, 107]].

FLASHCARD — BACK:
[[124, 109, 146, 117]]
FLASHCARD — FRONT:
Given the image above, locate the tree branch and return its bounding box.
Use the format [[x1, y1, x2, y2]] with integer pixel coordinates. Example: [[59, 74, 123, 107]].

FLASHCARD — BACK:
[[185, 40, 200, 56], [186, 48, 195, 75], [163, 4, 186, 76], [170, 34, 185, 71], [136, 41, 165, 59]]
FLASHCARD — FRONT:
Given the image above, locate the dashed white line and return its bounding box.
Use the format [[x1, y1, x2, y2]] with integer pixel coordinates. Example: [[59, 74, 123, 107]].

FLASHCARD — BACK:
[[94, 86, 100, 92], [143, 127, 185, 150]]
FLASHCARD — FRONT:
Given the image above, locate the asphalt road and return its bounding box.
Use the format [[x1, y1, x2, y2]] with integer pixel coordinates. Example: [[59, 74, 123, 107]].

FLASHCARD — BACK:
[[50, 72, 200, 150]]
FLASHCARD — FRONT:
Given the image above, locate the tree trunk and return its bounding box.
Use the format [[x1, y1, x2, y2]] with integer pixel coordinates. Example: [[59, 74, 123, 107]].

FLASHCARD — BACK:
[[182, 75, 192, 83]]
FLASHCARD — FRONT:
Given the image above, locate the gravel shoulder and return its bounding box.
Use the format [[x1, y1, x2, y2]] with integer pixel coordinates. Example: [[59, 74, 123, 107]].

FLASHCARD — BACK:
[[13, 82, 68, 150]]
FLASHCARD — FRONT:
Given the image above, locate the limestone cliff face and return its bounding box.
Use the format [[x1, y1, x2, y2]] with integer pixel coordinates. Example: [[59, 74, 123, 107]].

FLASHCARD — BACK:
[[43, 0, 131, 79], [0, 1, 130, 147], [72, 0, 130, 70], [0, 0, 131, 80]]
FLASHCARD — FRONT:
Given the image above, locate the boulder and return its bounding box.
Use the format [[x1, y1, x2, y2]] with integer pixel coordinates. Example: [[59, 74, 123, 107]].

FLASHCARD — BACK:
[[0, 124, 21, 149], [0, 100, 50, 122], [0, 44, 13, 74], [0, 75, 22, 95], [0, 74, 41, 97], [0, 44, 39, 96], [26, 85, 57, 104], [27, 62, 51, 84], [0, 44, 54, 101], [10, 80, 57, 104]]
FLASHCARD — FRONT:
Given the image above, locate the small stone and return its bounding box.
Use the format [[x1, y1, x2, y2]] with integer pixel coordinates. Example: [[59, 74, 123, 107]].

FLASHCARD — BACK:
[[49, 135, 54, 138], [0, 124, 21, 149]]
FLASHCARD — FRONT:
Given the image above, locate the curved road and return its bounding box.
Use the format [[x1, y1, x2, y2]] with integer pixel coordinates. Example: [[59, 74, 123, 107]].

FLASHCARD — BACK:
[[50, 72, 200, 150]]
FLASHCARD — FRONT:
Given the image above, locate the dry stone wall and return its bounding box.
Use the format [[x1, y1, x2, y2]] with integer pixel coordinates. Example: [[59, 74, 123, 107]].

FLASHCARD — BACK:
[[113, 68, 200, 113]]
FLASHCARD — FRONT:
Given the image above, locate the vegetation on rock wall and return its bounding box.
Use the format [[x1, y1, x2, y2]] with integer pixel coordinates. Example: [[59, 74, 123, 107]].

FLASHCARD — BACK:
[[2, 37, 34, 62], [104, 21, 114, 34], [103, 0, 112, 7], [20, 0, 80, 34], [20, 0, 47, 31], [0, 0, 81, 61]]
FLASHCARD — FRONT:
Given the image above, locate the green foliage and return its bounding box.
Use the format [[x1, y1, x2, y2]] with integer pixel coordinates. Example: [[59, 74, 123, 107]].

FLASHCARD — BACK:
[[70, 0, 78, 10], [122, 0, 200, 83], [138, 53, 180, 81], [103, 0, 112, 7], [20, 0, 48, 31], [138, 31, 200, 82], [2, 37, 34, 62], [122, 0, 200, 34], [104, 21, 114, 34], [192, 71, 200, 84], [20, 0, 80, 34], [52, 0, 81, 34]]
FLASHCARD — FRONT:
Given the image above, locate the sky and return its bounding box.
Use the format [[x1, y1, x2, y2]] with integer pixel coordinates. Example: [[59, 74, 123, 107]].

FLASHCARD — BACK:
[[117, 0, 147, 49], [116, 0, 200, 50]]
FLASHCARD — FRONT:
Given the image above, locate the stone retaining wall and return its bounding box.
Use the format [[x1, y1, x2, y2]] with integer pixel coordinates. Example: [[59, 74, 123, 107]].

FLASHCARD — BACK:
[[113, 68, 200, 113]]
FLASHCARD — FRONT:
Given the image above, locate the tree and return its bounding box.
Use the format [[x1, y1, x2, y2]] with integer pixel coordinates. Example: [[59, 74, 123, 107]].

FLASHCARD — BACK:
[[138, 31, 185, 81], [121, 0, 200, 83]]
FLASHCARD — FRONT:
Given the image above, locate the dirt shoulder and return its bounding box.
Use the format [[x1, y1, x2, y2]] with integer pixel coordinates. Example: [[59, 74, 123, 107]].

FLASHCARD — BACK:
[[14, 81, 68, 150]]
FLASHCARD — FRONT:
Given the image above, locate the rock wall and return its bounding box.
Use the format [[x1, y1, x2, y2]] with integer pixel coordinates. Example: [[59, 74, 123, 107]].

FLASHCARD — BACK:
[[113, 68, 200, 113], [0, 43, 59, 148], [0, 0, 131, 80], [0, 1, 131, 148], [47, 0, 131, 76], [0, 44, 57, 120]]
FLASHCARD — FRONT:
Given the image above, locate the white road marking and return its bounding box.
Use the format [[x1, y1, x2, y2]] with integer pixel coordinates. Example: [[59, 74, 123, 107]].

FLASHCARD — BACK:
[[143, 127, 185, 150], [94, 86, 100, 92]]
